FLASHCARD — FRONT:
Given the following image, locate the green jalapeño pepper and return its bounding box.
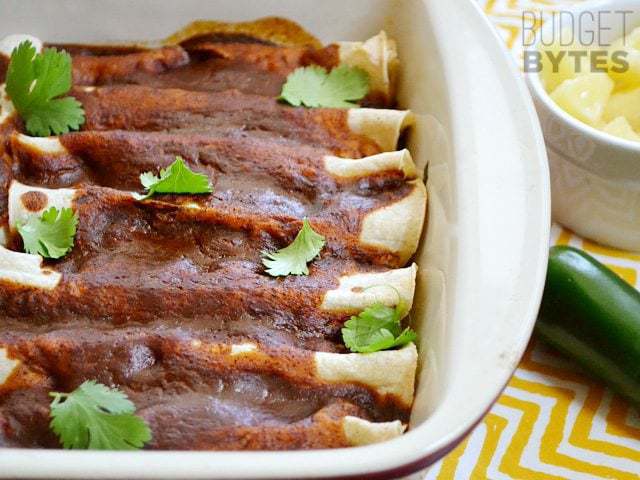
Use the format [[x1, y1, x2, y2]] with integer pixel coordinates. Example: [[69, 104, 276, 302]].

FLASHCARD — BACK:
[[537, 246, 640, 406]]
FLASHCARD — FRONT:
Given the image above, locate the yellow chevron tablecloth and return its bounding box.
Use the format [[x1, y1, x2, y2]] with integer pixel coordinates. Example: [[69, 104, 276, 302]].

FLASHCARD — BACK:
[[426, 1, 640, 479]]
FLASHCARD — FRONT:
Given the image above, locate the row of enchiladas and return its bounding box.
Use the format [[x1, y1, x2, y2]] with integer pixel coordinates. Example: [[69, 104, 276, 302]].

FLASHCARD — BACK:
[[0, 20, 427, 450]]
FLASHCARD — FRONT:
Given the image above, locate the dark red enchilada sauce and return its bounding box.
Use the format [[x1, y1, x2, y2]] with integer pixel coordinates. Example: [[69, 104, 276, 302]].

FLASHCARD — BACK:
[[0, 21, 416, 450]]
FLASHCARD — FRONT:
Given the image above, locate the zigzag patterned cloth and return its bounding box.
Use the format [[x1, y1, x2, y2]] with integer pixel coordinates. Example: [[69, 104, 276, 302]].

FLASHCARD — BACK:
[[425, 1, 640, 479]]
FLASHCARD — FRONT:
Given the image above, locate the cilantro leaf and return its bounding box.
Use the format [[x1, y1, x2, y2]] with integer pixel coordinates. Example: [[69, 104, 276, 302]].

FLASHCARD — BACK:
[[138, 156, 212, 199], [5, 41, 85, 137], [342, 302, 417, 353], [49, 380, 152, 450], [279, 65, 369, 108], [16, 206, 78, 259], [262, 218, 325, 276]]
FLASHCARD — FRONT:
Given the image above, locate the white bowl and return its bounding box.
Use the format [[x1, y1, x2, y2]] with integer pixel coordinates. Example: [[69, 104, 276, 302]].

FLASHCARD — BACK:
[[527, 0, 640, 251], [0, 0, 550, 478]]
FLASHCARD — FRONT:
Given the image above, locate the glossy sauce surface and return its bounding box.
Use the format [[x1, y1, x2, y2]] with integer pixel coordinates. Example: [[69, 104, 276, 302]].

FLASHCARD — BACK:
[[0, 32, 413, 450]]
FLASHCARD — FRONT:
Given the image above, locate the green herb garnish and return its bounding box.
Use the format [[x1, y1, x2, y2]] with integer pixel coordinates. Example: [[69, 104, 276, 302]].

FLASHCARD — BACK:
[[262, 218, 325, 276], [5, 40, 85, 137], [279, 65, 369, 108], [49, 380, 152, 450], [17, 206, 78, 259], [342, 301, 416, 353], [138, 156, 212, 199]]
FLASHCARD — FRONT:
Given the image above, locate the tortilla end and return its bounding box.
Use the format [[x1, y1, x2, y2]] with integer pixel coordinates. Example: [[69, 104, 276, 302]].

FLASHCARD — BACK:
[[347, 108, 414, 152], [8, 181, 76, 230], [338, 30, 399, 100], [315, 343, 418, 407], [342, 416, 406, 446], [321, 264, 418, 314], [360, 180, 427, 263], [324, 149, 416, 179]]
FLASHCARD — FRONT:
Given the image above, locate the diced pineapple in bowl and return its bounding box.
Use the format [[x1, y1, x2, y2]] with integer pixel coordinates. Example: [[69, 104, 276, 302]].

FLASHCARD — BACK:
[[526, 0, 640, 251], [607, 26, 640, 90], [604, 87, 640, 131], [549, 73, 613, 127], [603, 116, 640, 142], [540, 24, 640, 140], [538, 27, 593, 91]]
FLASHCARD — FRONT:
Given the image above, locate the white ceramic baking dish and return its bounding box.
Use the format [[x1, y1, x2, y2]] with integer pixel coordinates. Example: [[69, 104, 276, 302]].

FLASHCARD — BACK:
[[0, 0, 550, 478]]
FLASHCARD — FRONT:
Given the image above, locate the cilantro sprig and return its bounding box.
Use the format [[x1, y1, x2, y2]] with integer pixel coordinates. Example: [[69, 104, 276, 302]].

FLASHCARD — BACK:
[[342, 301, 417, 353], [262, 218, 325, 276], [49, 381, 152, 450], [16, 206, 78, 259], [138, 156, 212, 199], [279, 65, 369, 108], [5, 40, 85, 137]]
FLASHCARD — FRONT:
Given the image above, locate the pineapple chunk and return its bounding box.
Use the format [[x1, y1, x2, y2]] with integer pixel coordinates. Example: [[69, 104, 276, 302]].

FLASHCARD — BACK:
[[540, 28, 591, 92], [550, 73, 614, 126], [603, 87, 640, 131], [607, 27, 640, 91], [602, 116, 640, 142]]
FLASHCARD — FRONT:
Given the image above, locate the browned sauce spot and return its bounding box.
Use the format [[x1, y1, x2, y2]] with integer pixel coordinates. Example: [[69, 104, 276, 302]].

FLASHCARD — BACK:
[[20, 191, 47, 212]]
